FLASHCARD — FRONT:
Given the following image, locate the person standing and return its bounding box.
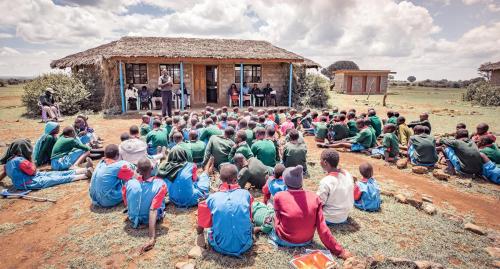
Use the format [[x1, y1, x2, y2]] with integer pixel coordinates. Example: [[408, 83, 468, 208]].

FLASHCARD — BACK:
[[158, 70, 173, 117]]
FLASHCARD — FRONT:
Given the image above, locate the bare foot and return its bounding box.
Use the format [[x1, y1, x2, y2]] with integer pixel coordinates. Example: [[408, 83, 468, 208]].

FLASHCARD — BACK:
[[85, 167, 94, 178], [85, 157, 94, 169]]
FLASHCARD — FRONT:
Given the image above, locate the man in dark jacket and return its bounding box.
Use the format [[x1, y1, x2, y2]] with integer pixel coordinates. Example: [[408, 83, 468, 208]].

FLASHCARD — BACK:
[[39, 87, 59, 121]]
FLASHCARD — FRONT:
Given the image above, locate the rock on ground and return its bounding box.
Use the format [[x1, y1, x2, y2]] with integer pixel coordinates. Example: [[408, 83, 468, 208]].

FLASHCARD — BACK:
[[415, 260, 444, 269], [422, 203, 437, 215], [394, 194, 407, 204], [342, 256, 368, 269], [175, 262, 195, 269], [464, 223, 487, 235], [396, 159, 408, 169], [432, 170, 449, 181], [188, 246, 205, 259], [387, 257, 417, 267], [422, 195, 433, 203], [412, 166, 428, 174], [407, 197, 423, 209], [457, 179, 472, 188], [485, 247, 500, 259]]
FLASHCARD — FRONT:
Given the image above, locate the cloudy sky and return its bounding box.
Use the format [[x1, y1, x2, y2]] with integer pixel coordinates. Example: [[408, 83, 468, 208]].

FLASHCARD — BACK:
[[0, 0, 499, 80]]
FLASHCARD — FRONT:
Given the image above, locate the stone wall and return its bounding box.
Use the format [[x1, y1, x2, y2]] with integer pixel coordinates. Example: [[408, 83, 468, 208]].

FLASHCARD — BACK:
[[333, 73, 345, 93]]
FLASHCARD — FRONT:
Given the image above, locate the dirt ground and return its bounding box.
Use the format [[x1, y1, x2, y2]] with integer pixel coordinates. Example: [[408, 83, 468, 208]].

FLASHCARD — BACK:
[[0, 85, 499, 268]]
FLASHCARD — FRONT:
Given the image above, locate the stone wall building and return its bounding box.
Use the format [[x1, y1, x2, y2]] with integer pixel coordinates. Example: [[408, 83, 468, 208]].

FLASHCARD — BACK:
[[479, 61, 500, 86], [51, 37, 318, 110], [333, 70, 394, 95]]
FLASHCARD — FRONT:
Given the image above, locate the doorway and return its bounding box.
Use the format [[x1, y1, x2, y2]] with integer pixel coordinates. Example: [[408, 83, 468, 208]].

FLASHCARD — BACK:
[[206, 66, 218, 103]]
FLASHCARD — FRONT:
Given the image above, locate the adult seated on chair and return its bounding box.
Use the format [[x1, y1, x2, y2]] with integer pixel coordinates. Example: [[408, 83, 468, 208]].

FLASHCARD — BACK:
[[228, 84, 240, 107], [176, 83, 190, 109], [139, 86, 151, 110], [39, 87, 59, 121], [252, 84, 264, 107], [241, 82, 251, 106], [157, 146, 210, 207], [126, 83, 138, 110], [151, 88, 162, 110], [263, 83, 276, 107]]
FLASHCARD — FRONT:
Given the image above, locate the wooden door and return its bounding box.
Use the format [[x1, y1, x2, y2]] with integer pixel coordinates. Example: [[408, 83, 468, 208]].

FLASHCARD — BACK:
[[193, 64, 207, 105]]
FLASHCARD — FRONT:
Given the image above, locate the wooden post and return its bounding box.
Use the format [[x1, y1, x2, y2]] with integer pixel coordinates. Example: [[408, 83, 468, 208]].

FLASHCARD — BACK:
[[288, 63, 293, 107], [118, 61, 125, 113], [180, 61, 184, 111]]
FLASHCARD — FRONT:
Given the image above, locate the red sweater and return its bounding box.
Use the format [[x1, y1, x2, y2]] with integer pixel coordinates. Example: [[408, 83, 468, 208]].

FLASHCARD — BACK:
[[273, 189, 344, 256]]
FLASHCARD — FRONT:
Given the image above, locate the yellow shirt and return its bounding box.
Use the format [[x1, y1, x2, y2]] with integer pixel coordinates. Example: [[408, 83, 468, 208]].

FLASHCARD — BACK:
[[398, 124, 413, 146]]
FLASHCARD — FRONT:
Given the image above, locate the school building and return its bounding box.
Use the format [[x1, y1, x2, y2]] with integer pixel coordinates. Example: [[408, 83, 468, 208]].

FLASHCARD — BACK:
[[333, 70, 395, 95], [50, 37, 319, 111], [479, 61, 500, 86]]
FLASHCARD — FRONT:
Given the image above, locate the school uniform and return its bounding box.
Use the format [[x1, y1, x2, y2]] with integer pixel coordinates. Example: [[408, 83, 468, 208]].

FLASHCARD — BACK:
[[197, 183, 253, 256], [229, 142, 254, 161], [203, 135, 235, 170], [33, 122, 58, 166], [408, 134, 438, 166], [387, 117, 398, 125], [346, 120, 359, 137], [441, 138, 483, 175], [51, 136, 91, 171], [283, 142, 307, 171], [164, 163, 210, 207], [237, 157, 272, 189], [271, 189, 344, 256], [353, 178, 381, 211], [146, 128, 169, 155], [349, 127, 372, 151], [251, 139, 277, 167], [199, 125, 223, 144], [381, 132, 400, 158], [243, 129, 255, 146], [369, 116, 383, 137], [317, 171, 354, 224], [6, 156, 77, 190], [314, 122, 328, 141], [262, 176, 287, 205], [123, 175, 167, 228], [329, 122, 350, 141], [89, 159, 135, 207], [140, 123, 152, 137], [397, 123, 413, 146], [480, 144, 500, 165]]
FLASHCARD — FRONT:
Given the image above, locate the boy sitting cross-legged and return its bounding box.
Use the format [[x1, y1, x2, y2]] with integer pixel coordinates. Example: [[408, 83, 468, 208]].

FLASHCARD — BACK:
[[122, 157, 167, 253], [371, 124, 399, 162], [318, 119, 372, 153], [196, 164, 254, 256], [353, 162, 381, 212], [51, 126, 92, 171]]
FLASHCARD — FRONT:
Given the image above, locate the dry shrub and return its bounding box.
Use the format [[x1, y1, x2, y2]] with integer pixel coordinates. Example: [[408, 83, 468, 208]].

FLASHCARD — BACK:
[[462, 80, 500, 106], [22, 73, 90, 116]]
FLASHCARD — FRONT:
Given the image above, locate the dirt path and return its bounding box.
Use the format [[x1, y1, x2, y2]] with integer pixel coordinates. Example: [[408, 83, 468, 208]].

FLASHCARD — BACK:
[[304, 137, 500, 230]]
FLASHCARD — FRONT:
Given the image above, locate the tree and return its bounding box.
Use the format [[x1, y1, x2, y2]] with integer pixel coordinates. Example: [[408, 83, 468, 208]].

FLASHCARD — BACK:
[[321, 60, 359, 80], [407, 76, 416, 83]]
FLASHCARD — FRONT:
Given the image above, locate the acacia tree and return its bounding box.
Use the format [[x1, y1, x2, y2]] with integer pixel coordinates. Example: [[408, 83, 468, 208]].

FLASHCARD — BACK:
[[321, 60, 359, 80], [407, 76, 416, 83]]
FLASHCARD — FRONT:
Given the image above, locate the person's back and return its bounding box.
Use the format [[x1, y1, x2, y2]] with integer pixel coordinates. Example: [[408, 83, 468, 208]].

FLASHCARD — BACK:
[[6, 156, 37, 189], [409, 133, 438, 165], [204, 134, 235, 169], [251, 139, 277, 167], [237, 157, 271, 189], [441, 137, 483, 175], [331, 123, 350, 141], [189, 140, 206, 164], [165, 163, 209, 207], [353, 163, 381, 212], [124, 175, 166, 228], [369, 115, 382, 137], [119, 138, 148, 165], [200, 124, 222, 143], [90, 158, 134, 207], [317, 170, 354, 223], [347, 118, 358, 137], [146, 128, 169, 149], [283, 142, 307, 169]]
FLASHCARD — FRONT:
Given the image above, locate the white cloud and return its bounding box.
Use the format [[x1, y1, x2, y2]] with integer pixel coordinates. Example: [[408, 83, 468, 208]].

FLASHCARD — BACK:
[[0, 0, 498, 80], [0, 47, 22, 56], [0, 33, 14, 39]]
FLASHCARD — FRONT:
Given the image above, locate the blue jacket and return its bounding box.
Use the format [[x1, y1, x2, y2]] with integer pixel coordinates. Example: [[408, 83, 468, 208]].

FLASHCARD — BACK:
[[89, 159, 134, 207], [124, 176, 167, 228], [354, 178, 381, 212]]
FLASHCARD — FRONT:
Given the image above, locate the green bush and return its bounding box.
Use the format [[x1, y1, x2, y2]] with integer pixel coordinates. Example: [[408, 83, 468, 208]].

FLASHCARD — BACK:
[[285, 65, 330, 109], [74, 67, 105, 112], [22, 73, 91, 116], [462, 80, 500, 106]]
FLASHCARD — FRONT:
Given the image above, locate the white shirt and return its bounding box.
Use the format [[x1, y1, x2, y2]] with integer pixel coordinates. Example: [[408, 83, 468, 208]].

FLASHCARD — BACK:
[[119, 138, 147, 165], [125, 87, 138, 99], [158, 75, 173, 91], [316, 170, 354, 223]]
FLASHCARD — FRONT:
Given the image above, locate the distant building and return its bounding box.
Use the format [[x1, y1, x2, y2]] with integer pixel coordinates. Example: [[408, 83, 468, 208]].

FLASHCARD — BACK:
[[479, 61, 500, 86], [333, 70, 395, 95]]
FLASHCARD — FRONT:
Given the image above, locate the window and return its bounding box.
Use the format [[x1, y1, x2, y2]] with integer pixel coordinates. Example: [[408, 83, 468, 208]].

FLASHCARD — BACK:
[[125, 64, 148, 84], [235, 64, 261, 83], [159, 64, 181, 84]]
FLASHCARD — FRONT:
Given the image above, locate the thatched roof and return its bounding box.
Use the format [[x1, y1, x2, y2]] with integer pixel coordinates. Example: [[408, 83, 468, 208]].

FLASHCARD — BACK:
[[479, 61, 500, 71], [51, 36, 319, 68]]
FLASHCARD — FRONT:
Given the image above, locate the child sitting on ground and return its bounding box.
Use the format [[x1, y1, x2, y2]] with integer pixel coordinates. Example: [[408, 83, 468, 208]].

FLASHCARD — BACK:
[[123, 157, 167, 253], [51, 126, 92, 171], [262, 164, 287, 205], [353, 162, 381, 211], [33, 122, 60, 166], [89, 144, 135, 207], [4, 139, 93, 190], [140, 115, 152, 137], [196, 164, 254, 256], [317, 149, 354, 224], [372, 124, 399, 162], [311, 116, 329, 142], [146, 120, 169, 155], [318, 119, 372, 153]]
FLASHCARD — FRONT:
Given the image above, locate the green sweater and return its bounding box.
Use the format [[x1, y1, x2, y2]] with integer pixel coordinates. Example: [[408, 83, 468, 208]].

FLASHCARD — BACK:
[[140, 123, 151, 137], [51, 136, 91, 159], [347, 120, 359, 137], [245, 129, 254, 146], [203, 135, 235, 170], [237, 157, 272, 189], [370, 116, 383, 137], [35, 135, 57, 166], [350, 128, 373, 149], [480, 144, 500, 165], [229, 142, 254, 161], [177, 143, 193, 162], [189, 140, 207, 164], [251, 139, 277, 167], [200, 125, 223, 143], [314, 122, 328, 140], [146, 129, 169, 148], [283, 142, 307, 171], [382, 132, 399, 157]]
